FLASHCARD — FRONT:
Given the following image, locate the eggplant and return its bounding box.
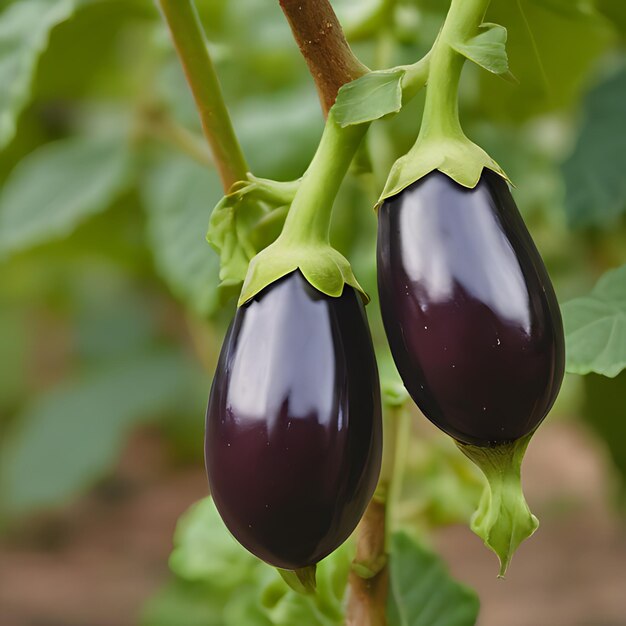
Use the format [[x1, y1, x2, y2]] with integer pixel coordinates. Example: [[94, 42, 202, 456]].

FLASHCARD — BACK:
[[205, 271, 382, 570], [377, 170, 565, 446]]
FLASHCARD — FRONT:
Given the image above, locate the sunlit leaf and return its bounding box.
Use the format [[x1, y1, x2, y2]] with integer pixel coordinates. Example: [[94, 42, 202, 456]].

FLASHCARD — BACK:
[[563, 264, 626, 378], [333, 69, 406, 127], [452, 23, 510, 76]]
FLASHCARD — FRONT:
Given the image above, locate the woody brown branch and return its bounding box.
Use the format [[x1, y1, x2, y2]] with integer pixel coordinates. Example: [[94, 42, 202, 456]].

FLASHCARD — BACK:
[[346, 497, 389, 626], [278, 0, 368, 116]]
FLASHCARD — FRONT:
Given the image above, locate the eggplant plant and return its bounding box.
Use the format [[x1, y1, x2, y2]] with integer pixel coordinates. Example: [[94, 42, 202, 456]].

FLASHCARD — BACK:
[[156, 0, 567, 602]]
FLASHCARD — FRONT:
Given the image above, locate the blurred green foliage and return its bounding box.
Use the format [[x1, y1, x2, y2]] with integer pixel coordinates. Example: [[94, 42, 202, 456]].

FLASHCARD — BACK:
[[142, 498, 479, 626], [1, 0, 626, 623]]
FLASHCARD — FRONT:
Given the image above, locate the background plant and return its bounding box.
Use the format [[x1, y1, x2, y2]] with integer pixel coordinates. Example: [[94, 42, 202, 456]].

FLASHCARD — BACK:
[[0, 0, 625, 624]]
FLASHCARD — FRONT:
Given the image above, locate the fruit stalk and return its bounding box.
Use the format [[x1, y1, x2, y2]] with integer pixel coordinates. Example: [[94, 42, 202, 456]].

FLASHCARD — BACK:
[[156, 0, 248, 190], [279, 114, 367, 246], [419, 0, 491, 140], [457, 435, 539, 577], [278, 0, 368, 116]]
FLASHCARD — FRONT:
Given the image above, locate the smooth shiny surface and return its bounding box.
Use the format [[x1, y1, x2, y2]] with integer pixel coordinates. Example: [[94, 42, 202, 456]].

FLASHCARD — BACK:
[[206, 271, 382, 569], [377, 171, 565, 446]]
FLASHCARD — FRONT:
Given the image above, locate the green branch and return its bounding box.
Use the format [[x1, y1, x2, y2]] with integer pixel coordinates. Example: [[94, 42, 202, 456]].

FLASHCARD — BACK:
[[379, 0, 508, 200], [280, 115, 366, 246], [419, 0, 491, 140], [156, 0, 248, 190]]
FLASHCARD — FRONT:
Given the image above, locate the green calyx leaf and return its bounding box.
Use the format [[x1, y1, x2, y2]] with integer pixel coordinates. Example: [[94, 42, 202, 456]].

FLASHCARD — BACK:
[[333, 68, 406, 127], [456, 434, 539, 577], [238, 235, 368, 306], [207, 175, 299, 289], [451, 23, 515, 81], [277, 566, 317, 595], [378, 132, 510, 206]]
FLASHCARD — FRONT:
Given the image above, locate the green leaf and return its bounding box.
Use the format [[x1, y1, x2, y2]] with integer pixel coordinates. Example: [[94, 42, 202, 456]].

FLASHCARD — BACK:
[[582, 371, 626, 503], [0, 351, 196, 519], [531, 0, 595, 18], [387, 532, 480, 626], [597, 0, 626, 35], [160, 496, 272, 625], [208, 190, 259, 287], [141, 155, 222, 317], [169, 497, 351, 625], [476, 0, 612, 121], [170, 497, 261, 589], [0, 0, 76, 149], [207, 176, 297, 288], [141, 580, 225, 626], [456, 435, 538, 577], [562, 67, 626, 227], [333, 68, 406, 127], [562, 264, 626, 378], [0, 135, 131, 257], [399, 435, 484, 530], [235, 91, 323, 180], [451, 23, 510, 76], [261, 542, 351, 626], [142, 577, 271, 626]]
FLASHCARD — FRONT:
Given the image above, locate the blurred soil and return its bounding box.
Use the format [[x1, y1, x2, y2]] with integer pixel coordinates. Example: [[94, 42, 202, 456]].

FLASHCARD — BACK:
[[1, 421, 625, 626]]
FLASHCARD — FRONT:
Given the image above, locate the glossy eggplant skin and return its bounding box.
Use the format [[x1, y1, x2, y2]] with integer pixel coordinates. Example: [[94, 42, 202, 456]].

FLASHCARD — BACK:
[[205, 271, 382, 570], [377, 170, 565, 446]]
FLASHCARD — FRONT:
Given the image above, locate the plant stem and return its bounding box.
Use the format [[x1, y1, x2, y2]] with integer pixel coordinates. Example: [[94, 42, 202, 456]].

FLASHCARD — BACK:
[[277, 51, 432, 250], [346, 405, 406, 626], [156, 0, 248, 190], [419, 0, 491, 140], [278, 0, 368, 116], [279, 115, 368, 246], [346, 499, 389, 626]]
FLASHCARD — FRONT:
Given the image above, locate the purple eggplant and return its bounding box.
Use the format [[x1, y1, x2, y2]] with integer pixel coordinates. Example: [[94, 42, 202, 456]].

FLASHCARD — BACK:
[[205, 271, 382, 570], [377, 170, 565, 446]]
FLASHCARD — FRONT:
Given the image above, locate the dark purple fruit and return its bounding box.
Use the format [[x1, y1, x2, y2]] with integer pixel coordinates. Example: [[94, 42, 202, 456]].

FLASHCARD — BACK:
[[377, 170, 565, 446], [205, 271, 382, 570]]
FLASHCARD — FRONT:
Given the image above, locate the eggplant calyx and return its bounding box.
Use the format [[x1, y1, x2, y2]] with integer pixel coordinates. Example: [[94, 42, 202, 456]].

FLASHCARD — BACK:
[[377, 133, 510, 209], [277, 565, 317, 595], [238, 235, 368, 307], [456, 433, 538, 577]]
